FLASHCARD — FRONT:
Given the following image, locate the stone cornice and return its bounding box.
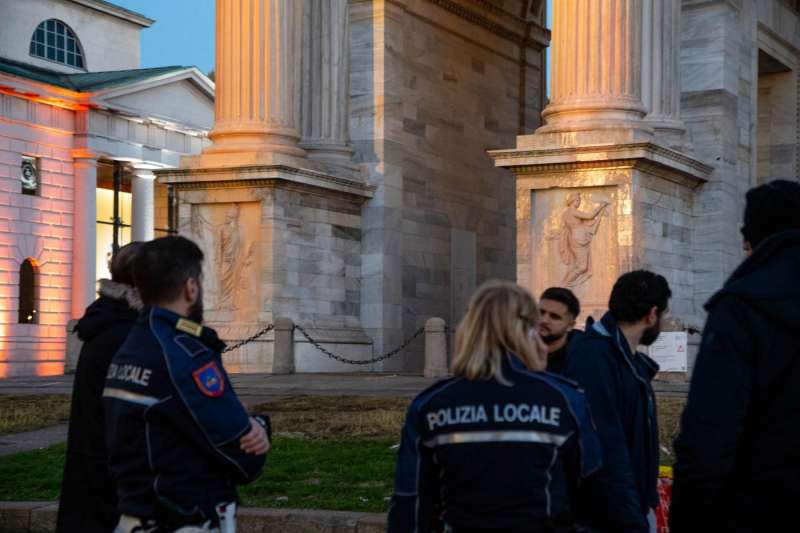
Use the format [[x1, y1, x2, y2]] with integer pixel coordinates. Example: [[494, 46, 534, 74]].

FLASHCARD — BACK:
[[489, 142, 714, 186], [156, 165, 375, 200]]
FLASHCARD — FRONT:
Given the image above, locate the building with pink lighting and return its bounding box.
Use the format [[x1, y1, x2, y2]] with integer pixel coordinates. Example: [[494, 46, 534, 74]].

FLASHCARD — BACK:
[[0, 0, 214, 376]]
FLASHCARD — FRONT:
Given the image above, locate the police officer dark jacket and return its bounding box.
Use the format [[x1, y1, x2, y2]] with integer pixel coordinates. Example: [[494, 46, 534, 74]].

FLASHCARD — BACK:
[[565, 312, 659, 533], [387, 353, 601, 533], [103, 306, 267, 528]]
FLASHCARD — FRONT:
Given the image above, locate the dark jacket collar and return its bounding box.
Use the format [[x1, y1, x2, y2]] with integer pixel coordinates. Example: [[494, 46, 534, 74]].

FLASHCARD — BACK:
[[707, 229, 800, 330], [145, 306, 226, 353], [593, 312, 659, 379]]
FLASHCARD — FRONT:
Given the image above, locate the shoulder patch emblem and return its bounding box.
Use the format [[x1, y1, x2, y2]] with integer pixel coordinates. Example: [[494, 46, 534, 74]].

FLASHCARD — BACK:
[[192, 361, 225, 398], [174, 334, 210, 358], [176, 318, 203, 337]]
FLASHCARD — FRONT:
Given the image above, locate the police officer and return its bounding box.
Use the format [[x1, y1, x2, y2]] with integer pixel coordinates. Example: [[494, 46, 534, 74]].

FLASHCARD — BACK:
[[388, 280, 602, 533], [104, 236, 270, 533]]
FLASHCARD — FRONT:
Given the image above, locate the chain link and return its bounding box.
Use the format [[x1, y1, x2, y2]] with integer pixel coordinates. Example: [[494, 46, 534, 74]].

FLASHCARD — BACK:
[[294, 324, 425, 365], [222, 324, 275, 354]]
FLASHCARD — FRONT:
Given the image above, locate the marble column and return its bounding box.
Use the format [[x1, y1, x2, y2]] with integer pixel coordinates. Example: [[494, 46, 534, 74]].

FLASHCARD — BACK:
[[71, 153, 97, 318], [541, 0, 649, 134], [300, 0, 354, 167], [642, 0, 686, 148], [206, 0, 305, 160], [131, 167, 155, 242]]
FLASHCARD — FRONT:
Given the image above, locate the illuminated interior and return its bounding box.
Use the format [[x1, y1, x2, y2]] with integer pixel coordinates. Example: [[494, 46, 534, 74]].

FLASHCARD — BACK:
[[95, 187, 132, 281]]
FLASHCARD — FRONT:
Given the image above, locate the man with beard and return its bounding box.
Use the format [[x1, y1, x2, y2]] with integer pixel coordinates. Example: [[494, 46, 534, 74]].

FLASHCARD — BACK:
[[565, 270, 670, 533], [104, 236, 270, 533], [539, 287, 581, 374], [670, 180, 800, 533]]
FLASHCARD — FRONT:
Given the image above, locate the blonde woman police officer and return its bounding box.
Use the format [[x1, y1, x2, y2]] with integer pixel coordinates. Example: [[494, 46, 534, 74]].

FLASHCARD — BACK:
[[388, 280, 602, 533]]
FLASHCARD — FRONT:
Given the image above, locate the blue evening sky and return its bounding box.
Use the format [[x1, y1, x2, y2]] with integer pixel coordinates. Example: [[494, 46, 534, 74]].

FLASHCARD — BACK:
[[114, 0, 551, 93]]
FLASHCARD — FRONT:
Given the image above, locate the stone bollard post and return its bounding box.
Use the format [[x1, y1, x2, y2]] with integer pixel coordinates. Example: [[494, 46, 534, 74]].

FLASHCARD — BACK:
[[64, 319, 82, 374], [272, 317, 295, 374], [424, 317, 449, 378]]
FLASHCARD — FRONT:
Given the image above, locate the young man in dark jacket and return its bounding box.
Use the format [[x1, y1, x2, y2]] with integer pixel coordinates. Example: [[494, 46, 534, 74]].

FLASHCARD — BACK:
[[670, 180, 800, 533], [539, 287, 581, 374], [56, 242, 144, 533], [566, 270, 671, 533]]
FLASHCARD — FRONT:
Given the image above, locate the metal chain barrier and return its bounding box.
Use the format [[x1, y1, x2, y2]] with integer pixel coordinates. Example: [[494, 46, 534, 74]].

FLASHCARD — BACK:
[[222, 323, 275, 354], [294, 323, 425, 365]]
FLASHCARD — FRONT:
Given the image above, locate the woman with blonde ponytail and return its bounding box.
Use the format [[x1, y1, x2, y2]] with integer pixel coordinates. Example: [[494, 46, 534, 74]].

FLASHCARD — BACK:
[[388, 280, 602, 533]]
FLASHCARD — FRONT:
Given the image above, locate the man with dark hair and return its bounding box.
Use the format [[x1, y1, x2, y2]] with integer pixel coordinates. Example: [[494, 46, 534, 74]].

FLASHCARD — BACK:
[[57, 242, 144, 533], [566, 270, 671, 533], [670, 180, 800, 533], [104, 236, 270, 533], [539, 287, 580, 374]]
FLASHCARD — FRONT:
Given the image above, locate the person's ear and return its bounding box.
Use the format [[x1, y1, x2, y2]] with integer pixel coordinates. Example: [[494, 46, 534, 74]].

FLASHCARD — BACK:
[[646, 306, 659, 327], [567, 316, 577, 330], [185, 277, 199, 305]]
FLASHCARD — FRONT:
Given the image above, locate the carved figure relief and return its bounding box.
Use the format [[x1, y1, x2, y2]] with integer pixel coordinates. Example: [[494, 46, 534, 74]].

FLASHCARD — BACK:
[[548, 193, 609, 287], [193, 203, 257, 312]]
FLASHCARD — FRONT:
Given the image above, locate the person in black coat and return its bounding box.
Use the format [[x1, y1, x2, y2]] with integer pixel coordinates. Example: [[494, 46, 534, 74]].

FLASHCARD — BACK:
[[670, 180, 800, 533], [565, 271, 671, 533], [56, 242, 144, 533], [538, 287, 581, 374]]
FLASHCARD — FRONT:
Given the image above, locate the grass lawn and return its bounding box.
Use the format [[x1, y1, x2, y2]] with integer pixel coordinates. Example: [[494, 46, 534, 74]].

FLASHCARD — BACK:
[[0, 394, 72, 435], [0, 395, 686, 511]]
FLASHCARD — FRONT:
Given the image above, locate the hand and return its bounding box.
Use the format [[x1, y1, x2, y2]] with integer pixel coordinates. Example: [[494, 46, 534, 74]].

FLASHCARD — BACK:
[[240, 417, 270, 455]]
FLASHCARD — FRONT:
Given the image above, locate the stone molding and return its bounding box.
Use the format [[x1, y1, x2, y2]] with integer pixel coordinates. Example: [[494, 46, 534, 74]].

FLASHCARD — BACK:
[[157, 164, 374, 199], [489, 142, 713, 185]]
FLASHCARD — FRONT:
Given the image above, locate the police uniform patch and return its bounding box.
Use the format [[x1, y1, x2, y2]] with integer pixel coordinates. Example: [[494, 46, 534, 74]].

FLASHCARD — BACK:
[[192, 361, 225, 397], [176, 318, 203, 337]]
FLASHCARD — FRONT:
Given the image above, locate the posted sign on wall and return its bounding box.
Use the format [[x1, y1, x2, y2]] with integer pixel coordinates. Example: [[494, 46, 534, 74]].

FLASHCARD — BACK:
[[648, 331, 688, 372]]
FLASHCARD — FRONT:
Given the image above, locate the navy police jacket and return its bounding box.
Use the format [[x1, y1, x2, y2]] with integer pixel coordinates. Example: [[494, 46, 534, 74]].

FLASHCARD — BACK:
[[565, 312, 660, 533], [103, 307, 266, 523], [387, 354, 602, 532]]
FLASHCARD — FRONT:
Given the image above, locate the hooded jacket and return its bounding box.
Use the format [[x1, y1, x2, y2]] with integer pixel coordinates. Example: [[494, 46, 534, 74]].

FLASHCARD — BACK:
[[564, 312, 660, 533], [56, 280, 142, 533], [670, 229, 800, 533]]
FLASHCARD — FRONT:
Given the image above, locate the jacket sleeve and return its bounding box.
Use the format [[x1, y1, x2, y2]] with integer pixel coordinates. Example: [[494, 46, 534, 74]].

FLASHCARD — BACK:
[[565, 345, 649, 533], [387, 403, 441, 533], [670, 298, 755, 532], [562, 392, 603, 510]]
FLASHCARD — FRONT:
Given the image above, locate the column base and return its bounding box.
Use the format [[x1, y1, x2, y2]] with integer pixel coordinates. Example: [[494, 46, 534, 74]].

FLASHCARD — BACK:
[[156, 163, 377, 374]]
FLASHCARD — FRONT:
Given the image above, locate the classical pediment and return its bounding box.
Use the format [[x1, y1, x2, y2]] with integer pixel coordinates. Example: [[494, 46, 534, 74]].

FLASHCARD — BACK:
[[94, 69, 214, 131]]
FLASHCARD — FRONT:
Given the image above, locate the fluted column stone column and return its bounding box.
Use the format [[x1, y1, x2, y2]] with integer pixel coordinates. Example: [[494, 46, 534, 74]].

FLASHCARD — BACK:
[[206, 0, 305, 162], [131, 167, 155, 242], [540, 0, 650, 136], [301, 0, 354, 167], [642, 0, 686, 149]]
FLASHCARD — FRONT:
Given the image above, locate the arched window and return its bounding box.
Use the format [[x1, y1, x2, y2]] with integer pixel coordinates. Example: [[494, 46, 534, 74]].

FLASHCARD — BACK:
[[29, 19, 85, 69], [18, 259, 39, 324]]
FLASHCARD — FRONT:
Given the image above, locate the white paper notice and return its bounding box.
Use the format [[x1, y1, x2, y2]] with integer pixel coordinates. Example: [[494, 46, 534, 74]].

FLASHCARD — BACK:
[[647, 331, 688, 372]]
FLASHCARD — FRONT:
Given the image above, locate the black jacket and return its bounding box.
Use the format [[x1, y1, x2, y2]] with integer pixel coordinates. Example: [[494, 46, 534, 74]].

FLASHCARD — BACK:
[[670, 229, 800, 533], [387, 354, 602, 533], [564, 313, 660, 533], [56, 281, 141, 533], [104, 307, 266, 527]]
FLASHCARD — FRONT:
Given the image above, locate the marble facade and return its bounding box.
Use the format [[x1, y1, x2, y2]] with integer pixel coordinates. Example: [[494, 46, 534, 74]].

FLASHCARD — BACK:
[[156, 0, 798, 374]]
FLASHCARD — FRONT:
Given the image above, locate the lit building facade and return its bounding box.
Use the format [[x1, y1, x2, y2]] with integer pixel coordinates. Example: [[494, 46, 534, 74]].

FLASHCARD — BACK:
[[0, 0, 214, 376]]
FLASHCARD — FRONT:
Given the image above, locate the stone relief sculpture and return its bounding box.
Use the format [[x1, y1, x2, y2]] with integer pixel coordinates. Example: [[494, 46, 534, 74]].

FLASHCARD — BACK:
[[548, 193, 609, 287], [194, 204, 256, 311]]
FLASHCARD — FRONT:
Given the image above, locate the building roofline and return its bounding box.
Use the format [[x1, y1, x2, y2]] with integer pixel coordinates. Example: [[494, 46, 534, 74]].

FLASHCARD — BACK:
[[69, 0, 154, 28]]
